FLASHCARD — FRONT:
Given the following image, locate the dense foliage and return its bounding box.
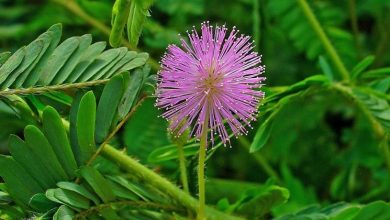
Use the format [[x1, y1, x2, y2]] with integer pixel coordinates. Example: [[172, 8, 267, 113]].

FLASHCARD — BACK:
[[0, 0, 389, 219]]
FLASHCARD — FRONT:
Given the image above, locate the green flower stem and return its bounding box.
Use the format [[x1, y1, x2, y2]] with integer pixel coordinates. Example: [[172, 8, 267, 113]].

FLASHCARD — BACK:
[[101, 144, 243, 220], [198, 111, 210, 220], [177, 143, 190, 194], [297, 0, 350, 81]]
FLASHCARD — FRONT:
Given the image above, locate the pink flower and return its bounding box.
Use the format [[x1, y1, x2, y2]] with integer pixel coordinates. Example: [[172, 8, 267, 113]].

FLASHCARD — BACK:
[[156, 22, 265, 145]]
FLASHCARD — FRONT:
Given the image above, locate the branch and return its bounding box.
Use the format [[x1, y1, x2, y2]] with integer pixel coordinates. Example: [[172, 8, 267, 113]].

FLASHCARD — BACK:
[[0, 79, 108, 96], [297, 0, 350, 81], [101, 144, 244, 220], [85, 95, 148, 166]]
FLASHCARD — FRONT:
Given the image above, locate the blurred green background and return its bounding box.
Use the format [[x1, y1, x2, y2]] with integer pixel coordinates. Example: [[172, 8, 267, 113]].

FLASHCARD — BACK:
[[1, 0, 390, 217]]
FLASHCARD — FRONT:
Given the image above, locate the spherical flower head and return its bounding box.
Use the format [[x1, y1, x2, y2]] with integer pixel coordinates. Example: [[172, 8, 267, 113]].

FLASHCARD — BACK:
[[156, 21, 265, 146]]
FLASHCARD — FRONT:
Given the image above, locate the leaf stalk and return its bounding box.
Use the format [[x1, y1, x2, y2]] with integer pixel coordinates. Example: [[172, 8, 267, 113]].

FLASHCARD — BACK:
[[297, 0, 350, 81]]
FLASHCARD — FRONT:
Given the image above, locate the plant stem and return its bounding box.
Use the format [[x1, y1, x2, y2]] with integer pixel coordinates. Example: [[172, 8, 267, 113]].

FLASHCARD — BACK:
[[373, 16, 390, 67], [51, 0, 160, 71], [177, 143, 190, 194], [332, 84, 390, 173], [101, 144, 243, 220], [347, 0, 361, 58], [0, 79, 108, 96], [85, 95, 147, 166], [297, 0, 350, 81], [198, 116, 209, 220]]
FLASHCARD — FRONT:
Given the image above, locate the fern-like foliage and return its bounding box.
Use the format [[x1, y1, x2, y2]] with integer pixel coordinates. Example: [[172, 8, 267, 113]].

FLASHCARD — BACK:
[[0, 24, 149, 96], [0, 75, 183, 219], [352, 88, 390, 133], [267, 0, 357, 68], [275, 201, 390, 220]]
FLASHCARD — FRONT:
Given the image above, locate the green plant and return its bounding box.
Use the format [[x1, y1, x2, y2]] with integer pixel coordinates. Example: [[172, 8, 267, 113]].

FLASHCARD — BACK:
[[0, 0, 389, 219]]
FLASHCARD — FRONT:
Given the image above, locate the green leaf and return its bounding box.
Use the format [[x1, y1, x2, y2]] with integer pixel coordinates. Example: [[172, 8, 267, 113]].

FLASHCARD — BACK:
[[127, 0, 154, 47], [76, 91, 97, 164], [53, 205, 75, 220], [352, 88, 390, 132], [39, 36, 80, 85], [52, 188, 90, 210], [318, 56, 334, 81], [118, 66, 149, 119], [217, 198, 231, 212], [0, 204, 25, 219], [0, 47, 25, 85], [65, 42, 107, 83], [147, 143, 199, 163], [77, 48, 121, 82], [0, 23, 149, 96], [110, 0, 132, 47], [235, 184, 289, 218], [70, 91, 85, 166], [8, 135, 56, 189], [79, 166, 116, 203], [35, 208, 57, 220], [102, 51, 137, 79], [351, 55, 375, 80], [24, 125, 69, 181], [119, 52, 149, 72], [0, 51, 11, 66], [51, 34, 92, 84], [267, 0, 356, 66], [57, 181, 100, 205], [43, 91, 73, 107], [0, 191, 12, 203], [0, 155, 43, 208], [107, 179, 139, 200], [95, 74, 125, 143], [22, 24, 62, 87], [45, 189, 63, 204], [275, 202, 390, 220], [330, 206, 360, 220], [107, 175, 151, 201], [362, 67, 390, 80], [124, 97, 169, 161], [29, 193, 58, 213], [91, 48, 128, 81], [351, 201, 390, 220], [42, 106, 78, 179], [100, 207, 121, 220], [250, 118, 274, 153], [265, 75, 329, 103], [1, 39, 43, 89], [23, 23, 63, 87]]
